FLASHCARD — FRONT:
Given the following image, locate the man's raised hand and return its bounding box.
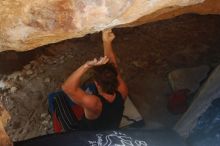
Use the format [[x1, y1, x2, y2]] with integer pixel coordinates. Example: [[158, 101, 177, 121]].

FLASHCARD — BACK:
[[102, 29, 115, 42]]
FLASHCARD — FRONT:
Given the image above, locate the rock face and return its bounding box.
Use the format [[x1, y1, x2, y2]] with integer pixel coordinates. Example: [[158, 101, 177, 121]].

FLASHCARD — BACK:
[[175, 65, 220, 138], [0, 0, 220, 52], [0, 104, 11, 146]]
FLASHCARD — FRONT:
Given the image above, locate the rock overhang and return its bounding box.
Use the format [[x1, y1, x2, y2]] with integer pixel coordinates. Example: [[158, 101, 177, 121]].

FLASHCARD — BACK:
[[0, 0, 220, 52]]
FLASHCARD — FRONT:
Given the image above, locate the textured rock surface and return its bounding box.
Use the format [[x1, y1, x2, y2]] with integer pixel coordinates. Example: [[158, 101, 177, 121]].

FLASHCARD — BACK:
[[0, 104, 11, 146], [0, 104, 10, 128], [0, 0, 220, 52], [175, 65, 220, 138]]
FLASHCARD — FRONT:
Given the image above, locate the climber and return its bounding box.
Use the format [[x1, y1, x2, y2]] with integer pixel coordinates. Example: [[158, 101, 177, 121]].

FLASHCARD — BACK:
[[48, 29, 128, 131]]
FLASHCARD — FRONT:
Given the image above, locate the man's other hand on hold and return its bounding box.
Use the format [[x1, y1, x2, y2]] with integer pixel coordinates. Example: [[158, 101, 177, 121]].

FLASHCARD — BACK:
[[84, 56, 109, 68]]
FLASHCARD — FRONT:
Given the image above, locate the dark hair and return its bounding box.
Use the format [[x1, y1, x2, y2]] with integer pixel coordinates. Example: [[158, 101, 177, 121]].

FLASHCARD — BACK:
[[93, 63, 118, 94]]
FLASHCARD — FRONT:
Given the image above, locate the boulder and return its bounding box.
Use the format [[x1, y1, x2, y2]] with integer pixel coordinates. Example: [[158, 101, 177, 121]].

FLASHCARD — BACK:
[[0, 104, 10, 129], [0, 0, 220, 52], [174, 65, 220, 138], [0, 104, 12, 146]]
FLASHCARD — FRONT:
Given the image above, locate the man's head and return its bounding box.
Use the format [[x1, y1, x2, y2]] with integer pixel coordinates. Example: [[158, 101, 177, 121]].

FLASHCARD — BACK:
[[93, 63, 118, 95]]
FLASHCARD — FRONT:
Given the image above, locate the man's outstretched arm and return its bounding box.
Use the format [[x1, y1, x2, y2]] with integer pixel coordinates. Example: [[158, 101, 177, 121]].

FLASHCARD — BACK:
[[102, 30, 118, 68], [102, 29, 128, 99]]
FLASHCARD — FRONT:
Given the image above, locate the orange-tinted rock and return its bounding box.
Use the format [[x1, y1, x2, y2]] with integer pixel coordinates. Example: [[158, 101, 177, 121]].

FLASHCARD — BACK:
[[0, 104, 11, 146], [0, 0, 219, 52]]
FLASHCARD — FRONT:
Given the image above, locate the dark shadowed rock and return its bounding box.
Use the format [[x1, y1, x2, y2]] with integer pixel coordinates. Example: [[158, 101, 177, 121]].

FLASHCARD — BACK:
[[168, 65, 210, 93]]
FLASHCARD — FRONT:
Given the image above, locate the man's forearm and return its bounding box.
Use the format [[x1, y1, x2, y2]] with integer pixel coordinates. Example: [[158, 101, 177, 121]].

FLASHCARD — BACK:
[[62, 64, 89, 94], [103, 41, 118, 68]]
